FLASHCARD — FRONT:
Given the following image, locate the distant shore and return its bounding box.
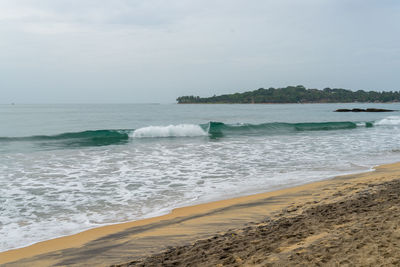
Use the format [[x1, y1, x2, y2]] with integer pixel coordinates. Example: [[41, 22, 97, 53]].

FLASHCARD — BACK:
[[176, 101, 400, 104], [177, 86, 400, 104], [2, 163, 400, 266]]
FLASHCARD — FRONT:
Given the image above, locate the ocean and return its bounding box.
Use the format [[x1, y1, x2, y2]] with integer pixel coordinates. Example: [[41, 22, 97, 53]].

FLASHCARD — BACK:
[[1, 103, 400, 252]]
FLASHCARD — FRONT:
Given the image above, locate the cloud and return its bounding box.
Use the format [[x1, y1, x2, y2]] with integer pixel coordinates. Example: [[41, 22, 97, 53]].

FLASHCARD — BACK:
[[0, 1, 399, 103]]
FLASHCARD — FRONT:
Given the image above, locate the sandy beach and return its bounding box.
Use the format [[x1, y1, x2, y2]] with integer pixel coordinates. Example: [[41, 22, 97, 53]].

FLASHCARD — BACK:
[[2, 0, 399, 265], [2, 162, 400, 266]]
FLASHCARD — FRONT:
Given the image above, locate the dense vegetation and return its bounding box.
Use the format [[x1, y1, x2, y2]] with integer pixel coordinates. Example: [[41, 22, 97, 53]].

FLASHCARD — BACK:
[[177, 86, 400, 104]]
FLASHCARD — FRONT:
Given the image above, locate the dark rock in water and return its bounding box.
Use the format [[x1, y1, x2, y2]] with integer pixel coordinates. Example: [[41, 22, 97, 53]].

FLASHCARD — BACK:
[[335, 108, 366, 112], [365, 108, 395, 112], [335, 108, 395, 112]]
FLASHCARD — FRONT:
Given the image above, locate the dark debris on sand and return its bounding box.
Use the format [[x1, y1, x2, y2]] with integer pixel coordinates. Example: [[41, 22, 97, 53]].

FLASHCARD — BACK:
[[112, 179, 400, 267]]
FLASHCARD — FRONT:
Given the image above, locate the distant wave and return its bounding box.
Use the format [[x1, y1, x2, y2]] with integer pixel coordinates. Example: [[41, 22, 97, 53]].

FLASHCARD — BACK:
[[205, 121, 360, 138], [374, 116, 400, 125], [0, 129, 131, 147], [1, 116, 399, 148], [131, 124, 207, 138]]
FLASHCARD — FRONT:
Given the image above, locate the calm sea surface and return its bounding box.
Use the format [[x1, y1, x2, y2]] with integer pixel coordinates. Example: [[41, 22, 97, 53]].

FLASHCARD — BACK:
[[1, 103, 400, 251]]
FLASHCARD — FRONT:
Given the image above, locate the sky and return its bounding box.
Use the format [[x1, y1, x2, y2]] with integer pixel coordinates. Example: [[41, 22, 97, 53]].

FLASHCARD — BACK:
[[0, 0, 399, 103]]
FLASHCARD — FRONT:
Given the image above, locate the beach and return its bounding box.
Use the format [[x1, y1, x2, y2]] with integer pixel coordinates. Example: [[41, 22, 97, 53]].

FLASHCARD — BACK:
[[2, 0, 400, 265], [2, 104, 400, 254], [1, 162, 400, 266]]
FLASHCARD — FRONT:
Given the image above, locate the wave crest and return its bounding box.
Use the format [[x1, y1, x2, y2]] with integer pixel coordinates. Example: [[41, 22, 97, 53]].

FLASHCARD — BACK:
[[207, 121, 358, 138], [131, 124, 207, 138], [0, 129, 131, 147], [375, 116, 400, 126]]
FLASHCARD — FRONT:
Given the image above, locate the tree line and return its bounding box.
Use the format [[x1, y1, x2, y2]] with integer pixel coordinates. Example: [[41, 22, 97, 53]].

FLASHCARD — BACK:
[[177, 85, 400, 104]]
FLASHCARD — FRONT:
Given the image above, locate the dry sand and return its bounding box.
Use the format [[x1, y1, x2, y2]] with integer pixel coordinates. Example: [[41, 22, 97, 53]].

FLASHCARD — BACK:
[[2, 162, 400, 266]]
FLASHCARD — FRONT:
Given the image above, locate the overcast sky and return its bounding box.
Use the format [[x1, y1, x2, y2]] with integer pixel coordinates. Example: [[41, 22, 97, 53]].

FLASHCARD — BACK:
[[0, 0, 399, 103]]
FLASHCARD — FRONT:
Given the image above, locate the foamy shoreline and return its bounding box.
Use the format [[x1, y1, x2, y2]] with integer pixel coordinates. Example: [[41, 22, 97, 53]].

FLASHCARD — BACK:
[[2, 162, 400, 266], [0, 160, 377, 254], [2, 109, 399, 255]]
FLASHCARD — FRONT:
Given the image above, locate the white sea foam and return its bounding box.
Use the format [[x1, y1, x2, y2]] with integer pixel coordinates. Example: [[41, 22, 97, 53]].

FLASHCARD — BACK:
[[131, 124, 207, 138], [2, 115, 400, 253], [375, 116, 400, 125]]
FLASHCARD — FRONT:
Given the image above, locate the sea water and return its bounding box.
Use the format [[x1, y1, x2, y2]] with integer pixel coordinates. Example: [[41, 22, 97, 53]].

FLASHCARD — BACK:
[[1, 103, 400, 252]]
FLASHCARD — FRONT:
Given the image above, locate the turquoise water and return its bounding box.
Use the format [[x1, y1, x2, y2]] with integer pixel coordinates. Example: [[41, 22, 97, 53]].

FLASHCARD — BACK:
[[1, 103, 400, 251]]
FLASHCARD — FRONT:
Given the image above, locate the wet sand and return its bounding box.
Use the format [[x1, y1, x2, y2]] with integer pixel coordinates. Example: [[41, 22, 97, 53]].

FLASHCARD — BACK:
[[2, 162, 400, 266]]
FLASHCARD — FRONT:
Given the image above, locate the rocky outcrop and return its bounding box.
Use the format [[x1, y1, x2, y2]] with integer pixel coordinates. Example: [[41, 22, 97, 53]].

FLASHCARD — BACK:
[[335, 108, 395, 112]]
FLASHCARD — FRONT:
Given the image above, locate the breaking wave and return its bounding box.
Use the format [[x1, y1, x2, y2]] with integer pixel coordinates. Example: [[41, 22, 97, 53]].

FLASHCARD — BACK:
[[206, 121, 359, 138], [131, 124, 207, 138], [374, 116, 400, 126], [0, 130, 131, 147], [2, 116, 398, 148]]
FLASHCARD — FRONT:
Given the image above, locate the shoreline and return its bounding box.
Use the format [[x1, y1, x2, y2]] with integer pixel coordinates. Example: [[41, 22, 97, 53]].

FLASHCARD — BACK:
[[2, 162, 400, 266], [0, 164, 376, 254], [124, 162, 400, 266]]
